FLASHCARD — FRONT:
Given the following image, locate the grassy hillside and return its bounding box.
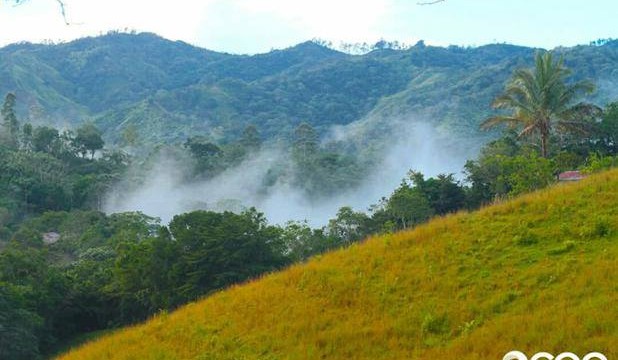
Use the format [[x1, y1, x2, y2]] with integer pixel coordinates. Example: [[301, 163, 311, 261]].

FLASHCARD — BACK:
[[58, 169, 617, 360]]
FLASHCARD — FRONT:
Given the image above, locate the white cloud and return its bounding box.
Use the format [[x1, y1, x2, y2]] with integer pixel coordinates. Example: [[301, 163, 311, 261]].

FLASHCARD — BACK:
[[195, 0, 397, 53], [0, 0, 213, 45], [1, 0, 617, 53], [0, 0, 397, 52], [237, 0, 390, 40]]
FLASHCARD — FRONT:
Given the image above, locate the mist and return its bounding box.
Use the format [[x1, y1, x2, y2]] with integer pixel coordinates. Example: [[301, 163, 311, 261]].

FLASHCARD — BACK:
[[103, 117, 480, 227]]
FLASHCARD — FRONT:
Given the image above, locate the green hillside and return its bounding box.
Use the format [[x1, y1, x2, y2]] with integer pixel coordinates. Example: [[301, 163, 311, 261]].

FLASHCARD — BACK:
[[1, 33, 617, 145], [58, 169, 618, 360]]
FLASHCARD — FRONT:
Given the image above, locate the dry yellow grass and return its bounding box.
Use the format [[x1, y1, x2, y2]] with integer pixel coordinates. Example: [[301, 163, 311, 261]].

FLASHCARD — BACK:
[[58, 169, 618, 360]]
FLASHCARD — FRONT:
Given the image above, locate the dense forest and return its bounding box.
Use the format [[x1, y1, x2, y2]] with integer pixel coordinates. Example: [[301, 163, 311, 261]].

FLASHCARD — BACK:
[[1, 36, 618, 358], [1, 32, 617, 148]]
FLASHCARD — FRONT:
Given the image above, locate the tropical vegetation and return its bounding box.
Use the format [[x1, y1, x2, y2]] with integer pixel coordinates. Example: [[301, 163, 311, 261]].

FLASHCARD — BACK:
[[58, 169, 618, 360], [1, 32, 617, 147], [481, 52, 598, 158], [0, 39, 617, 359]]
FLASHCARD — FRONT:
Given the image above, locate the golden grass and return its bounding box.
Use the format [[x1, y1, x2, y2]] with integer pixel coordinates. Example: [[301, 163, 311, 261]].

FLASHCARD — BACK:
[[58, 170, 618, 360]]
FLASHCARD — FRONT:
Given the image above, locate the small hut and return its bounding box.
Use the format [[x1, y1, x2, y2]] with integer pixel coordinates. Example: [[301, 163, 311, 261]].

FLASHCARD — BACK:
[[558, 170, 586, 182]]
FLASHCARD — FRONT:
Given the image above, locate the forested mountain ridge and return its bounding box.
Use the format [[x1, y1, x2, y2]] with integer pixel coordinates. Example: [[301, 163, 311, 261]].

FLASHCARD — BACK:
[[2, 32, 617, 359], [0, 32, 617, 145]]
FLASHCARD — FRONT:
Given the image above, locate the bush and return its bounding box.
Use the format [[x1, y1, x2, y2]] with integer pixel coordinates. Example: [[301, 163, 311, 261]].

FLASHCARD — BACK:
[[421, 313, 450, 335], [514, 231, 539, 246]]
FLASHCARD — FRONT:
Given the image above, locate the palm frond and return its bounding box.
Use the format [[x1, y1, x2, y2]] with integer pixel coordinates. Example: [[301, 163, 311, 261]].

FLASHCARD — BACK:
[[557, 80, 595, 106], [518, 123, 537, 138], [482, 49, 593, 159], [480, 115, 524, 130]]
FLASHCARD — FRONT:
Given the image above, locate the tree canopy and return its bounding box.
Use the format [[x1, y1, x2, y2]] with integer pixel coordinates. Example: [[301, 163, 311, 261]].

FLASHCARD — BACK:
[[482, 51, 599, 157]]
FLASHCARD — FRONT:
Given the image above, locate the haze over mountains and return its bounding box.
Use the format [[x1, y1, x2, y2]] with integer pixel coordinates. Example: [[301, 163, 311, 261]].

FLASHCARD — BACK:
[[2, 32, 617, 224], [1, 32, 617, 147], [2, 32, 617, 225], [1, 26, 617, 360]]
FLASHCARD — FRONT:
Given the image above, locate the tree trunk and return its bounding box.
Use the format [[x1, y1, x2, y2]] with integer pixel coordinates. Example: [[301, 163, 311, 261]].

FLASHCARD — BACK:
[[539, 121, 551, 158], [540, 134, 548, 158]]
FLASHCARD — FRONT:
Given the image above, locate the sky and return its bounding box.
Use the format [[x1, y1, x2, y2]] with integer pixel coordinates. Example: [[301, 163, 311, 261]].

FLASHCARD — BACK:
[[0, 0, 617, 53]]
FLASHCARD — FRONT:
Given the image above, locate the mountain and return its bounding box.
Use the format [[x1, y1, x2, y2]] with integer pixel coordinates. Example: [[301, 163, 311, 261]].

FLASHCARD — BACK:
[[1, 33, 617, 146], [58, 169, 618, 359]]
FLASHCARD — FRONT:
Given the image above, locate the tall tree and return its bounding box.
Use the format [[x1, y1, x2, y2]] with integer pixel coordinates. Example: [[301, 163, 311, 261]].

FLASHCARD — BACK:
[[1, 93, 20, 148], [74, 123, 104, 159], [169, 209, 286, 300], [481, 52, 598, 158], [409, 171, 466, 215], [32, 126, 60, 154], [326, 206, 371, 245], [597, 102, 618, 155], [293, 122, 318, 161], [386, 181, 433, 229], [240, 124, 262, 151], [184, 136, 223, 175]]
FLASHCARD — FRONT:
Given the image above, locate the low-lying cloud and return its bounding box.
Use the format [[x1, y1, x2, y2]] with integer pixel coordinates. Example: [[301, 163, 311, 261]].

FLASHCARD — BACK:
[[103, 117, 480, 226]]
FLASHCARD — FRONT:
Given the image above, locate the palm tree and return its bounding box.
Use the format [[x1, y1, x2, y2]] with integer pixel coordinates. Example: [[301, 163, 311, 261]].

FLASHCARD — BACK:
[[481, 51, 598, 158]]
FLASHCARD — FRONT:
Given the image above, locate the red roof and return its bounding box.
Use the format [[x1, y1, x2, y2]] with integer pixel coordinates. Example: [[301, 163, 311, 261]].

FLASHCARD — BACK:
[[558, 170, 586, 181]]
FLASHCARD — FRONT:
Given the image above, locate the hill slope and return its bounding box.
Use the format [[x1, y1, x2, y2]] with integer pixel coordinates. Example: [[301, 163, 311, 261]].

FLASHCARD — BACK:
[[1, 34, 617, 145], [58, 170, 618, 360]]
